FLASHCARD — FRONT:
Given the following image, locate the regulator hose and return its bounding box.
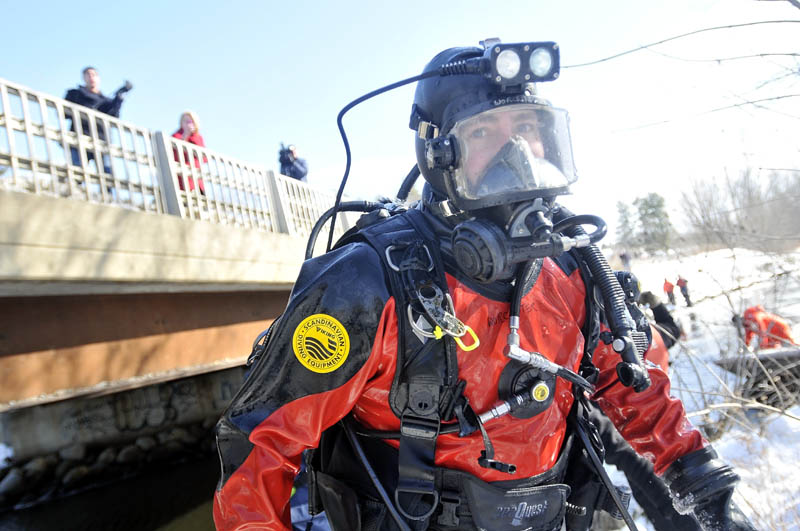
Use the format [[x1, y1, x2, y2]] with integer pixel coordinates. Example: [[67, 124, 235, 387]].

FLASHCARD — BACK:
[[395, 165, 421, 202], [305, 201, 383, 259], [554, 205, 651, 391]]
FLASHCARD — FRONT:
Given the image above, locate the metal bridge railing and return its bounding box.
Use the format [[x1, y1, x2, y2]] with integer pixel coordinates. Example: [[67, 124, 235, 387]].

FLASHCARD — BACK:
[[0, 77, 166, 214], [1, 77, 357, 240], [153, 132, 281, 233], [152, 134, 353, 240]]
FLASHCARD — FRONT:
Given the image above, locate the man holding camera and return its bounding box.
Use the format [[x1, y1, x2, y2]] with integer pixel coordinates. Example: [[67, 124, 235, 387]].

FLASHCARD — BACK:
[[279, 144, 308, 182], [64, 66, 133, 171], [65, 66, 132, 121]]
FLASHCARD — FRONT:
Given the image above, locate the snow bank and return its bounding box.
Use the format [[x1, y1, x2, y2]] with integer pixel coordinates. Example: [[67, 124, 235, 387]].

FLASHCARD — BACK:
[[614, 247, 800, 529]]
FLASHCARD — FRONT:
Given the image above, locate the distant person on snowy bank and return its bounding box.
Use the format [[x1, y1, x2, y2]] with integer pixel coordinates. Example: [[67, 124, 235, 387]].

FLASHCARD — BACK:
[[740, 305, 797, 350], [676, 275, 692, 307], [619, 251, 631, 271], [640, 291, 683, 349], [663, 278, 676, 306]]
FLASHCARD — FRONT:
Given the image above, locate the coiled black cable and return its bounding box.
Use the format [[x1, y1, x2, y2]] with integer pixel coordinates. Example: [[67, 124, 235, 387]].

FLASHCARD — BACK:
[[395, 165, 421, 202], [305, 201, 382, 259]]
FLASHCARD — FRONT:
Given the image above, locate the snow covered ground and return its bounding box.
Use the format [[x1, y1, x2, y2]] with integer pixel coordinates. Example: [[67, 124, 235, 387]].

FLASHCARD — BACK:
[[612, 247, 800, 530]]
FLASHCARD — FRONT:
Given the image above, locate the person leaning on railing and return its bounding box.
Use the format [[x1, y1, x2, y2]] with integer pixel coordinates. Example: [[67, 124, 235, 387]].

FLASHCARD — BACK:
[[64, 66, 133, 172], [171, 110, 206, 194], [64, 66, 132, 122], [278, 143, 308, 182]]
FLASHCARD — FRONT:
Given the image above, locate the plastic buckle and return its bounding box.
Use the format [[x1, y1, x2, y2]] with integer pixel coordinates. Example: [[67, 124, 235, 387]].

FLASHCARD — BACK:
[[437, 491, 461, 527], [400, 414, 440, 441]]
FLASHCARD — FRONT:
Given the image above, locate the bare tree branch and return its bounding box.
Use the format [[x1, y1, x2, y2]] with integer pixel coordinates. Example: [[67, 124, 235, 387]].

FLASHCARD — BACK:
[[645, 50, 800, 63], [563, 20, 800, 68], [757, 0, 800, 10], [613, 94, 800, 132]]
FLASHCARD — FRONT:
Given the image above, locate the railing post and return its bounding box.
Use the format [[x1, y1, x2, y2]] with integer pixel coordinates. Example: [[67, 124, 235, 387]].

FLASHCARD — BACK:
[[152, 131, 182, 216], [265, 170, 291, 234]]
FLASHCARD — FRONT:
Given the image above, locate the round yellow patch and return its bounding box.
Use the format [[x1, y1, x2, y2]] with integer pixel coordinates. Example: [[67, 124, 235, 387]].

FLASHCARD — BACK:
[[292, 314, 350, 373]]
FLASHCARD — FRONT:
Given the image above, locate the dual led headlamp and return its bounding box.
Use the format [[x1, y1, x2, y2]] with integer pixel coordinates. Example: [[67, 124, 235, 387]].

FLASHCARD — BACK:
[[482, 40, 560, 88]]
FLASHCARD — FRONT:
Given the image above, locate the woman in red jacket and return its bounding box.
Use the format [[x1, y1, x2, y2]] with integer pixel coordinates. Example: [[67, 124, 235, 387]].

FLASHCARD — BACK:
[[172, 110, 206, 194]]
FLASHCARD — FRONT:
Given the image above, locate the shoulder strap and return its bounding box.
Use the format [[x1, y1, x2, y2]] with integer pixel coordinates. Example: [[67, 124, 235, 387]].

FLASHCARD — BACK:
[[344, 209, 459, 521]]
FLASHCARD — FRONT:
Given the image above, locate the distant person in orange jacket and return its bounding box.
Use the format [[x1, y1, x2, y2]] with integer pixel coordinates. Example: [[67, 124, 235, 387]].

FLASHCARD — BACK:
[[742, 305, 797, 349], [663, 278, 676, 306], [172, 110, 206, 194]]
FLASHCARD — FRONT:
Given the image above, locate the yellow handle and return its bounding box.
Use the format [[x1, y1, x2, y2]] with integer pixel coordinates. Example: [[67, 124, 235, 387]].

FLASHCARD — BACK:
[[454, 325, 480, 351]]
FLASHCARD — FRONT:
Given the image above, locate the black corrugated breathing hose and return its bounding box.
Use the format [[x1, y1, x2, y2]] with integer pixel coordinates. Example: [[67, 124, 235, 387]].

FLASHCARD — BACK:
[[554, 205, 651, 391]]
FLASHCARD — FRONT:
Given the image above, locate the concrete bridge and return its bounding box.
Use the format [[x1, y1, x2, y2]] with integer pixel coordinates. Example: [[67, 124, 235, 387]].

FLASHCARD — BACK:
[[0, 77, 355, 476]]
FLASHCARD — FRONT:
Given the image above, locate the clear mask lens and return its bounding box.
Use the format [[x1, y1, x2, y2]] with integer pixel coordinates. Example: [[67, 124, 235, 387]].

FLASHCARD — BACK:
[[450, 104, 577, 202]]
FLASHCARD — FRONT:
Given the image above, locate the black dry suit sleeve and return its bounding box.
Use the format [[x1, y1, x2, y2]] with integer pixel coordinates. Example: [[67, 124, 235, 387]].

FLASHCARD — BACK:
[[663, 447, 756, 531], [215, 242, 391, 488]]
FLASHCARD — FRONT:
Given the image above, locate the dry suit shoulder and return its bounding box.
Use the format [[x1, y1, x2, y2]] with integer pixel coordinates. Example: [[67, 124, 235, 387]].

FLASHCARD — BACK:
[[293, 241, 391, 302]]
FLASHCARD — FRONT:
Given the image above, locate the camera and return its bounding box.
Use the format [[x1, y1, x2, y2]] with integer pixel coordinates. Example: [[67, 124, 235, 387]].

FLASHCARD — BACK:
[[115, 80, 133, 98], [279, 143, 295, 166]]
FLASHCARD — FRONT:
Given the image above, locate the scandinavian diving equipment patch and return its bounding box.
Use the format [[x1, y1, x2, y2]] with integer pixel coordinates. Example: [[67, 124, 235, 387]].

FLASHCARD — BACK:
[[292, 314, 350, 373]]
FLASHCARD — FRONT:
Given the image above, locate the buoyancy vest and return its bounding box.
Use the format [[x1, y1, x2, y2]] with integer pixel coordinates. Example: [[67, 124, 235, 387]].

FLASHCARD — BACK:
[[307, 208, 624, 531]]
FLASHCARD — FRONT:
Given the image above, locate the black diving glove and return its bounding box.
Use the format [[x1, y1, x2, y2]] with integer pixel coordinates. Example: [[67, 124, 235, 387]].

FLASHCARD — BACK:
[[664, 447, 756, 531]]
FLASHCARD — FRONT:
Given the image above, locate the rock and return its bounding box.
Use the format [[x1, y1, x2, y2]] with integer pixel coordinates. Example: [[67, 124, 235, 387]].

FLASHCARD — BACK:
[[0, 468, 24, 496], [163, 440, 183, 453], [135, 436, 157, 452], [146, 407, 166, 426], [61, 465, 90, 486], [58, 444, 86, 461], [55, 460, 73, 479], [96, 447, 117, 465], [116, 444, 144, 464], [169, 427, 197, 445], [22, 456, 50, 480]]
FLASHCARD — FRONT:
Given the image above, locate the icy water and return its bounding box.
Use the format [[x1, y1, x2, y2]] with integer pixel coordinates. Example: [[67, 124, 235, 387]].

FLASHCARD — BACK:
[[0, 456, 218, 531]]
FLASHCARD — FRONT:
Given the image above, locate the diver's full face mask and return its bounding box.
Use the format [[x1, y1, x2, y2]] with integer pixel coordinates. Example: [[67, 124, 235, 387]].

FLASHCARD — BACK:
[[444, 104, 577, 211], [433, 104, 578, 283]]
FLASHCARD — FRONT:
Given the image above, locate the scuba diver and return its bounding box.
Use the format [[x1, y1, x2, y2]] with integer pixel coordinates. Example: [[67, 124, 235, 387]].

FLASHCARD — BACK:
[[213, 40, 754, 531]]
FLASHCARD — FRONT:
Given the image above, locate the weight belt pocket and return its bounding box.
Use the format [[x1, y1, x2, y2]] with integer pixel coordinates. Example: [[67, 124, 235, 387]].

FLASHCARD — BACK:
[[461, 478, 569, 531]]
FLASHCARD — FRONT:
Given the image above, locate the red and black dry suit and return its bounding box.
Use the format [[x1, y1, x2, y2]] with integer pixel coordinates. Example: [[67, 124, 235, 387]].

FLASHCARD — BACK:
[[213, 210, 706, 531]]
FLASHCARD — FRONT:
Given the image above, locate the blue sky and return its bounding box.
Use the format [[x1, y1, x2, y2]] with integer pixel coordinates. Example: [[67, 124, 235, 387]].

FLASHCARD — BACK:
[[3, 0, 799, 237]]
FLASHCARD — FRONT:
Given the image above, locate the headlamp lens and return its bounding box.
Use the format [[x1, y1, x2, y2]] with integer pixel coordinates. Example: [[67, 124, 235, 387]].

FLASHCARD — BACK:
[[496, 49, 521, 79], [529, 48, 554, 78]]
